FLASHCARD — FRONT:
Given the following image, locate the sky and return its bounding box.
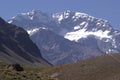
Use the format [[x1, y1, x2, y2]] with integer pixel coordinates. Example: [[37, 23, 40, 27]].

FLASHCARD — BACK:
[[0, 0, 120, 29]]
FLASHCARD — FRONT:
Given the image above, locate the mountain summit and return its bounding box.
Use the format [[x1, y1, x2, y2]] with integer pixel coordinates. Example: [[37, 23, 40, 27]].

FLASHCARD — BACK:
[[8, 10, 120, 65]]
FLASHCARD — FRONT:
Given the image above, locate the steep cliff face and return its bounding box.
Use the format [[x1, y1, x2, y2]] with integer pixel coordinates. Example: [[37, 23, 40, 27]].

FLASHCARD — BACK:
[[0, 17, 50, 66]]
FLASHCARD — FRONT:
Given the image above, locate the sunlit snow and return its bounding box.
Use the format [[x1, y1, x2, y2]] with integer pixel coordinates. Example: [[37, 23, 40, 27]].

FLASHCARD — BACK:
[[74, 26, 81, 30], [8, 20, 13, 23], [27, 28, 40, 36], [72, 12, 95, 22], [112, 39, 117, 48], [58, 15, 63, 22], [64, 29, 112, 42], [30, 16, 34, 20], [52, 10, 70, 23]]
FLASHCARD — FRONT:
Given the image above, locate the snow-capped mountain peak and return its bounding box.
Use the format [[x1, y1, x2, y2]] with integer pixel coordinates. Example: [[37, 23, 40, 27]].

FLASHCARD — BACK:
[[8, 10, 52, 24], [52, 10, 107, 24], [8, 10, 120, 54], [52, 10, 111, 31], [8, 10, 54, 30]]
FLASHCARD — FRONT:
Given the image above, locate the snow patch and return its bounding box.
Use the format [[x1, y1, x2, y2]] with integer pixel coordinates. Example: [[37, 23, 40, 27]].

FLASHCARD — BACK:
[[52, 10, 71, 23], [27, 28, 40, 36], [63, 10, 70, 18], [80, 22, 88, 28], [58, 15, 63, 22], [72, 12, 95, 22], [29, 16, 34, 20], [52, 14, 63, 23], [112, 39, 117, 48], [92, 28, 97, 31], [8, 20, 13, 23], [104, 39, 110, 42], [74, 26, 80, 30], [64, 29, 112, 42], [74, 22, 88, 30]]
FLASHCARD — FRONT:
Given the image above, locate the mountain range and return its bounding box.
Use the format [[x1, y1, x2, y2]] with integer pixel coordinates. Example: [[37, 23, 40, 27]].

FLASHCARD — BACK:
[[8, 10, 120, 65]]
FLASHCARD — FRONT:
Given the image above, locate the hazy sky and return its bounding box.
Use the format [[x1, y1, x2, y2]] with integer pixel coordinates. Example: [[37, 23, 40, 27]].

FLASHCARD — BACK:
[[0, 0, 120, 29]]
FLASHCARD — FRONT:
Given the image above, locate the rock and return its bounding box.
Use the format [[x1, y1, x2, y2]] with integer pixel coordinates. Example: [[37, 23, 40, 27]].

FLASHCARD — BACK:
[[7, 63, 24, 71]]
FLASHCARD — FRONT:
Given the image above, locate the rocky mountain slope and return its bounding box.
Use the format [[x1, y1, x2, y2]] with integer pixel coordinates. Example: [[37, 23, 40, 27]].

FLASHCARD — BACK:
[[0, 17, 50, 66], [29, 28, 104, 65], [8, 10, 120, 65]]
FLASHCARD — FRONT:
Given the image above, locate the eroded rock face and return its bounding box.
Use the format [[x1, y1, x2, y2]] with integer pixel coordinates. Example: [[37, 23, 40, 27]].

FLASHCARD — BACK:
[[7, 64, 24, 71]]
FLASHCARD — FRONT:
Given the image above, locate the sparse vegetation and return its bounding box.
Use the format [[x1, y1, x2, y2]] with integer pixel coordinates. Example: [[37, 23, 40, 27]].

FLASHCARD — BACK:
[[0, 62, 55, 80], [42, 53, 120, 80], [1, 54, 120, 80]]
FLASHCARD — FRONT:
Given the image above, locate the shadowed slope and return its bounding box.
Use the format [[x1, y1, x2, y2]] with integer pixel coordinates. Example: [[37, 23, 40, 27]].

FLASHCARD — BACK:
[[0, 17, 50, 66]]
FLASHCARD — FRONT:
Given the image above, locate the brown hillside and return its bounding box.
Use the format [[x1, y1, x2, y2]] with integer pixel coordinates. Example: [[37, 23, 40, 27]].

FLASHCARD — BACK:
[[43, 53, 120, 80]]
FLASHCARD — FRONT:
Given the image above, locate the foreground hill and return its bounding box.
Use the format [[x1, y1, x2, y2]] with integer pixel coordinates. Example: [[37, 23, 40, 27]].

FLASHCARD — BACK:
[[43, 53, 120, 80], [0, 62, 54, 80], [0, 17, 50, 66]]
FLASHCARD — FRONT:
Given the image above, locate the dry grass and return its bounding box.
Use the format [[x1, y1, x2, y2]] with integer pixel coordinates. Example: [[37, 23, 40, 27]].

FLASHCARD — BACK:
[[0, 61, 55, 80], [42, 53, 120, 80], [1, 53, 120, 80]]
